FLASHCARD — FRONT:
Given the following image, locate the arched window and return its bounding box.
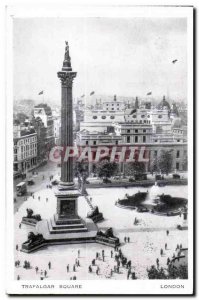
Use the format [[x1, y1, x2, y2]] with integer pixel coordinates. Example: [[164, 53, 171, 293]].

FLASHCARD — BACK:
[[93, 116, 97, 119]]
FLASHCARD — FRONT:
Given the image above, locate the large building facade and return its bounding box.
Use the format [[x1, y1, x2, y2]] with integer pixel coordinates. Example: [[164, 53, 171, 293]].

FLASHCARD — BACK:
[[13, 123, 37, 172], [76, 96, 187, 175]]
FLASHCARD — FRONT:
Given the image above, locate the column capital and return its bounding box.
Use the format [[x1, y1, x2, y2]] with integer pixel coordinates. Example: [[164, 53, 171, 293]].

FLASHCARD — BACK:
[[57, 71, 77, 87]]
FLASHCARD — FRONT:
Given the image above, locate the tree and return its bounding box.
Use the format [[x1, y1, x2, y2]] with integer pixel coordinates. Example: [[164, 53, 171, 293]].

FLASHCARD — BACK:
[[158, 150, 173, 175], [125, 161, 146, 176], [150, 157, 160, 173], [147, 265, 167, 279], [15, 112, 28, 123], [96, 160, 118, 179], [168, 264, 188, 279]]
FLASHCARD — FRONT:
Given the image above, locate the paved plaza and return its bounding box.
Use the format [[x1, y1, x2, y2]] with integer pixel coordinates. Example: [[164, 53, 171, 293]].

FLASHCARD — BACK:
[[14, 168, 188, 280]]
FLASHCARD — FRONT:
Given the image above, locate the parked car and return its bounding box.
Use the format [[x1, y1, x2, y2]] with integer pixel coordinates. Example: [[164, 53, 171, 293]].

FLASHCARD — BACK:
[[103, 178, 112, 184], [129, 177, 135, 182], [27, 178, 35, 185], [173, 174, 180, 179]]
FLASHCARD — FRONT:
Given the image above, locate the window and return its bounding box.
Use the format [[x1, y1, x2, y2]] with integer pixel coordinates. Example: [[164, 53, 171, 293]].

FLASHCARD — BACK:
[[14, 148, 17, 154], [110, 116, 115, 119], [147, 115, 150, 118], [135, 136, 138, 143], [144, 120, 147, 123], [93, 116, 97, 119], [141, 115, 145, 118], [117, 103, 119, 106], [127, 129, 130, 133], [176, 162, 179, 170], [135, 129, 138, 133], [93, 141, 96, 145], [115, 140, 118, 145], [177, 139, 180, 142], [127, 136, 130, 143], [176, 150, 180, 158], [155, 139, 158, 142], [112, 108, 114, 110], [101, 116, 106, 119], [107, 104, 108, 106], [86, 141, 89, 145], [154, 150, 158, 157], [158, 115, 162, 119], [143, 129, 146, 133], [143, 136, 146, 143]]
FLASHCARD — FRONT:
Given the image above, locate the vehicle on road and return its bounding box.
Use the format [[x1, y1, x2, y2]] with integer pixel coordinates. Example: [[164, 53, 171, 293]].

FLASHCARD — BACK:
[[16, 182, 27, 196], [27, 178, 35, 185]]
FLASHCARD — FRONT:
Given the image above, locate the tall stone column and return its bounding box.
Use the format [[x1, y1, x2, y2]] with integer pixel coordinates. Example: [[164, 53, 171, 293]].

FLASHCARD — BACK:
[[57, 42, 77, 188], [56, 42, 79, 219]]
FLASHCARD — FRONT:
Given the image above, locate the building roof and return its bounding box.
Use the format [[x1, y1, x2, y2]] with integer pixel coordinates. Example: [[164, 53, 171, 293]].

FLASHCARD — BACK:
[[34, 103, 52, 116], [157, 96, 170, 110]]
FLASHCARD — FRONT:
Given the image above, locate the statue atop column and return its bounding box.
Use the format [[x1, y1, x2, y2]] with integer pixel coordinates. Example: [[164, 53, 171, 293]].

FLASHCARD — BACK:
[[63, 41, 71, 69]]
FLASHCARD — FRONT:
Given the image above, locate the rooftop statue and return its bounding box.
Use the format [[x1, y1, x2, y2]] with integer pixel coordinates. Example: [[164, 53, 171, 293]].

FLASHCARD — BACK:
[[64, 41, 71, 62]]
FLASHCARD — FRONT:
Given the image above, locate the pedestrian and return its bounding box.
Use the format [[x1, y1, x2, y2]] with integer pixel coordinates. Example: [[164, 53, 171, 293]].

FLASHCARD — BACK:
[[73, 265, 76, 272], [167, 258, 170, 265], [127, 269, 131, 279], [78, 249, 80, 258], [48, 261, 51, 269], [96, 252, 98, 259], [38, 196, 40, 201], [33, 194, 34, 199], [19, 223, 21, 229], [127, 237, 130, 243], [96, 266, 99, 275], [43, 175, 44, 180], [73, 276, 77, 280], [166, 230, 169, 236], [160, 248, 163, 256], [16, 244, 18, 251], [92, 259, 95, 266], [67, 264, 69, 272], [131, 272, 136, 280], [117, 266, 119, 273], [77, 260, 80, 267], [156, 258, 159, 266], [35, 266, 38, 274], [102, 254, 105, 262], [88, 265, 92, 273], [17, 275, 20, 280], [124, 236, 126, 243], [44, 270, 47, 277], [111, 250, 113, 258], [165, 243, 167, 250], [46, 198, 48, 202], [180, 244, 182, 249], [102, 249, 104, 256]]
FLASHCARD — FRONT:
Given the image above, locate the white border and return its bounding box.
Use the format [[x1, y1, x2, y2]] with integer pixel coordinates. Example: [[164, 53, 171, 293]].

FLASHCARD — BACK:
[[5, 4, 194, 295]]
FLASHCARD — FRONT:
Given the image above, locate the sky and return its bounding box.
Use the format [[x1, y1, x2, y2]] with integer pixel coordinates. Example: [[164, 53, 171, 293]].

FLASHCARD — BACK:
[[13, 17, 187, 104]]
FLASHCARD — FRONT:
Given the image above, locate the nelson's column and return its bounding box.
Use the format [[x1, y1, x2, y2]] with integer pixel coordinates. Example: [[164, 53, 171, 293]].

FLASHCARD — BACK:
[[30, 42, 98, 248]]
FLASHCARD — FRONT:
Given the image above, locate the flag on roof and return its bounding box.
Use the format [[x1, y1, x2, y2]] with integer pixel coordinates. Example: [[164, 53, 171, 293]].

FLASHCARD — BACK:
[[90, 91, 95, 96], [38, 91, 44, 95]]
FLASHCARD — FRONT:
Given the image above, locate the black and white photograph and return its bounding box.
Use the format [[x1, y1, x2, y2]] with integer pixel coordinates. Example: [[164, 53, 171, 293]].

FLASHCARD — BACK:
[[5, 4, 194, 295]]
